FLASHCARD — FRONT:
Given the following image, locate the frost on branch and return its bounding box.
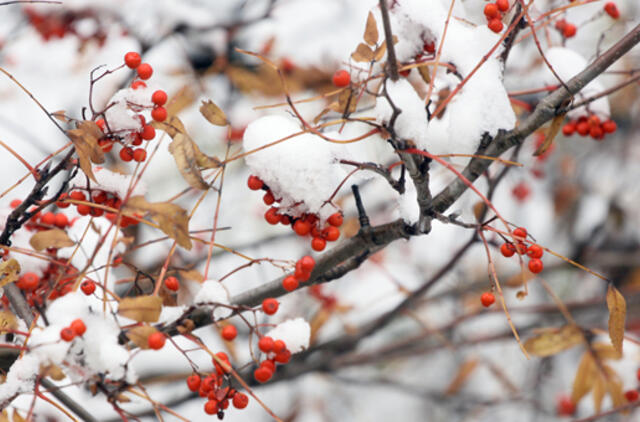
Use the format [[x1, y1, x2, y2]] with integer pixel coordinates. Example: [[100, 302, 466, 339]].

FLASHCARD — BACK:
[[242, 115, 349, 221], [264, 317, 310, 354]]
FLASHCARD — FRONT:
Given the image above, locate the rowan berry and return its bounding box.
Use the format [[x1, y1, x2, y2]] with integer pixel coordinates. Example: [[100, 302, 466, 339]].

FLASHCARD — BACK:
[[263, 190, 275, 206], [293, 219, 311, 236], [232, 392, 249, 409], [10, 199, 22, 208], [264, 207, 280, 225], [164, 276, 179, 291], [247, 175, 263, 190], [528, 258, 544, 273], [481, 292, 495, 307], [262, 298, 279, 315], [186, 374, 201, 392], [151, 90, 167, 106], [81, 280, 96, 295], [141, 124, 156, 140], [131, 80, 146, 90], [70, 319, 86, 336], [602, 119, 617, 133], [40, 212, 55, 225], [332, 69, 350, 87], [527, 244, 543, 259], [258, 336, 274, 353], [488, 18, 504, 33], [204, 400, 218, 415], [589, 125, 604, 140], [60, 327, 75, 342], [147, 331, 166, 350], [311, 237, 326, 251], [423, 41, 435, 54], [136, 63, 153, 80], [328, 212, 343, 227], [562, 122, 575, 136], [260, 359, 276, 373], [563, 23, 577, 38], [513, 227, 527, 239], [496, 0, 509, 12], [18, 272, 39, 290], [274, 349, 291, 364], [500, 243, 515, 257], [221, 325, 237, 341], [132, 148, 146, 162], [119, 147, 134, 162], [484, 3, 499, 18], [253, 367, 273, 383], [557, 396, 575, 416], [282, 275, 299, 292], [273, 340, 286, 354], [604, 2, 620, 19], [151, 106, 167, 122], [124, 52, 141, 69], [625, 389, 638, 401], [69, 191, 86, 201]]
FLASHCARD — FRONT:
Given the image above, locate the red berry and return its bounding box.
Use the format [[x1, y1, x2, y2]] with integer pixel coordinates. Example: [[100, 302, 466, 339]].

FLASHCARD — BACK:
[[563, 23, 577, 38], [147, 332, 166, 350], [484, 3, 499, 18], [512, 227, 527, 239], [60, 327, 75, 342], [53, 213, 68, 228], [132, 148, 147, 162], [131, 80, 147, 90], [423, 41, 435, 54], [604, 2, 620, 19], [262, 298, 279, 315], [589, 125, 604, 139], [527, 244, 544, 259], [282, 275, 299, 292], [17, 272, 39, 290], [311, 237, 326, 252], [258, 336, 275, 353], [264, 207, 280, 225], [576, 120, 589, 136], [555, 19, 567, 31], [637, 368, 640, 381], [602, 119, 617, 133], [300, 255, 315, 272], [124, 52, 141, 69], [481, 292, 495, 307], [151, 90, 167, 106], [253, 367, 272, 383], [557, 396, 575, 416], [204, 400, 218, 415], [81, 280, 96, 295], [625, 389, 639, 401], [221, 325, 237, 341], [260, 359, 276, 373], [136, 63, 153, 80], [186, 374, 201, 392], [70, 319, 86, 336], [496, 0, 509, 12], [528, 258, 544, 273], [328, 212, 343, 227], [164, 276, 179, 291], [274, 349, 291, 364], [40, 212, 55, 225], [488, 18, 504, 33], [512, 182, 530, 202], [399, 69, 411, 77], [69, 191, 86, 201], [151, 106, 167, 122], [273, 340, 286, 354], [247, 175, 263, 190], [332, 70, 350, 87], [562, 123, 575, 136], [119, 147, 134, 162], [232, 392, 249, 409], [322, 226, 340, 241], [263, 190, 275, 205], [10, 199, 22, 208], [293, 219, 311, 236]]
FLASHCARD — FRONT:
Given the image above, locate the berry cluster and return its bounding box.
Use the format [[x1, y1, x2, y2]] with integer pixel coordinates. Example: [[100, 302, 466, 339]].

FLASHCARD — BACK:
[[484, 0, 510, 33], [185, 352, 250, 418], [500, 227, 544, 274], [562, 115, 617, 141], [58, 189, 141, 229], [9, 199, 71, 232], [282, 255, 316, 292], [24, 7, 107, 44], [248, 175, 343, 252], [59, 318, 86, 342], [554, 19, 577, 38], [255, 337, 292, 382]]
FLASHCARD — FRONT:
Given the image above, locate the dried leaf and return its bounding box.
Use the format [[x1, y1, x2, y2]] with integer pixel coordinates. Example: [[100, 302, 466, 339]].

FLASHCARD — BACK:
[[309, 308, 331, 344], [126, 325, 158, 349], [165, 86, 196, 118], [117, 295, 163, 323], [67, 120, 105, 182], [11, 410, 25, 422], [606, 377, 625, 408], [29, 229, 74, 251], [0, 310, 17, 333], [593, 342, 622, 360], [124, 196, 192, 250], [472, 201, 486, 222], [444, 359, 479, 395], [178, 269, 204, 283], [571, 353, 596, 403], [39, 364, 66, 381], [592, 375, 605, 413], [51, 110, 68, 123], [606, 284, 626, 354], [523, 324, 582, 357], [0, 259, 20, 288], [417, 64, 432, 84], [373, 43, 387, 62], [115, 394, 131, 403], [351, 43, 375, 63], [505, 270, 537, 288], [331, 88, 357, 115], [534, 114, 565, 156], [200, 100, 228, 126], [0, 410, 7, 422], [364, 12, 379, 45]]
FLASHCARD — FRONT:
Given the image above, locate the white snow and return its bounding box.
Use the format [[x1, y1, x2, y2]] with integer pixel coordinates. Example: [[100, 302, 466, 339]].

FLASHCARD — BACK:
[[193, 279, 232, 320], [264, 317, 310, 354]]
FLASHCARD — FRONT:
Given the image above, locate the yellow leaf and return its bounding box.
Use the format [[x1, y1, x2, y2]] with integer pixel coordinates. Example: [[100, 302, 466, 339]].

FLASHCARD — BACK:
[[606, 284, 626, 353], [117, 295, 163, 323], [67, 120, 105, 182], [126, 325, 158, 349], [373, 43, 387, 62], [351, 43, 375, 63], [523, 325, 583, 357], [444, 359, 479, 396], [417, 63, 431, 84], [534, 114, 565, 156], [592, 375, 606, 414], [39, 364, 66, 381], [11, 409, 25, 422], [363, 12, 379, 45], [0, 310, 17, 333], [29, 229, 74, 251], [606, 377, 625, 408], [200, 100, 228, 126], [123, 196, 192, 250], [0, 259, 20, 288], [593, 342, 622, 360], [571, 353, 596, 403]]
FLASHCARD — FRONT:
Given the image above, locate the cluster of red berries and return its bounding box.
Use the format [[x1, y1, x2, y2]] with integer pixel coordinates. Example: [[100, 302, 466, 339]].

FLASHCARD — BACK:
[[332, 69, 351, 87], [186, 352, 249, 418], [59, 318, 86, 342], [604, 2, 620, 19], [554, 19, 577, 38], [282, 255, 316, 292], [255, 337, 292, 383], [248, 175, 343, 252], [562, 114, 617, 141], [24, 7, 107, 44], [484, 0, 510, 33], [58, 189, 141, 228], [500, 227, 544, 274], [9, 199, 71, 232]]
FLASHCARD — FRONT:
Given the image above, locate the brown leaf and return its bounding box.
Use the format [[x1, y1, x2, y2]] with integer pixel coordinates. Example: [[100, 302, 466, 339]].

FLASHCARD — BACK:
[[126, 325, 158, 349], [571, 353, 596, 403], [11, 410, 26, 422], [373, 43, 387, 62], [39, 364, 66, 381], [117, 295, 163, 323], [51, 111, 68, 123], [0, 259, 20, 288], [472, 201, 486, 222], [592, 375, 606, 413], [200, 100, 228, 126], [444, 359, 479, 395], [178, 269, 204, 283], [115, 394, 131, 403], [505, 270, 537, 288], [523, 325, 582, 357], [606, 284, 626, 354], [29, 229, 74, 251], [534, 114, 565, 156], [329, 89, 358, 115], [351, 43, 375, 63], [417, 63, 432, 84], [0, 310, 17, 334], [124, 196, 192, 250], [364, 12, 379, 45], [309, 308, 331, 345], [593, 342, 622, 360], [606, 375, 625, 408], [67, 120, 105, 182], [165, 86, 196, 118]]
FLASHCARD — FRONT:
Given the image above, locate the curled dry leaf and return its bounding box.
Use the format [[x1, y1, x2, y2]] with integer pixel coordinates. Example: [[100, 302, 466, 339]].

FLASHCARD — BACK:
[[0, 310, 17, 333], [534, 114, 565, 156], [67, 120, 105, 182], [124, 196, 192, 250], [200, 100, 228, 126], [0, 259, 20, 288], [364, 11, 379, 45], [329, 88, 358, 115], [571, 353, 596, 403], [39, 363, 66, 381], [117, 295, 163, 323], [523, 324, 582, 357], [606, 284, 626, 353], [126, 325, 159, 349], [351, 43, 375, 63], [29, 229, 74, 251]]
